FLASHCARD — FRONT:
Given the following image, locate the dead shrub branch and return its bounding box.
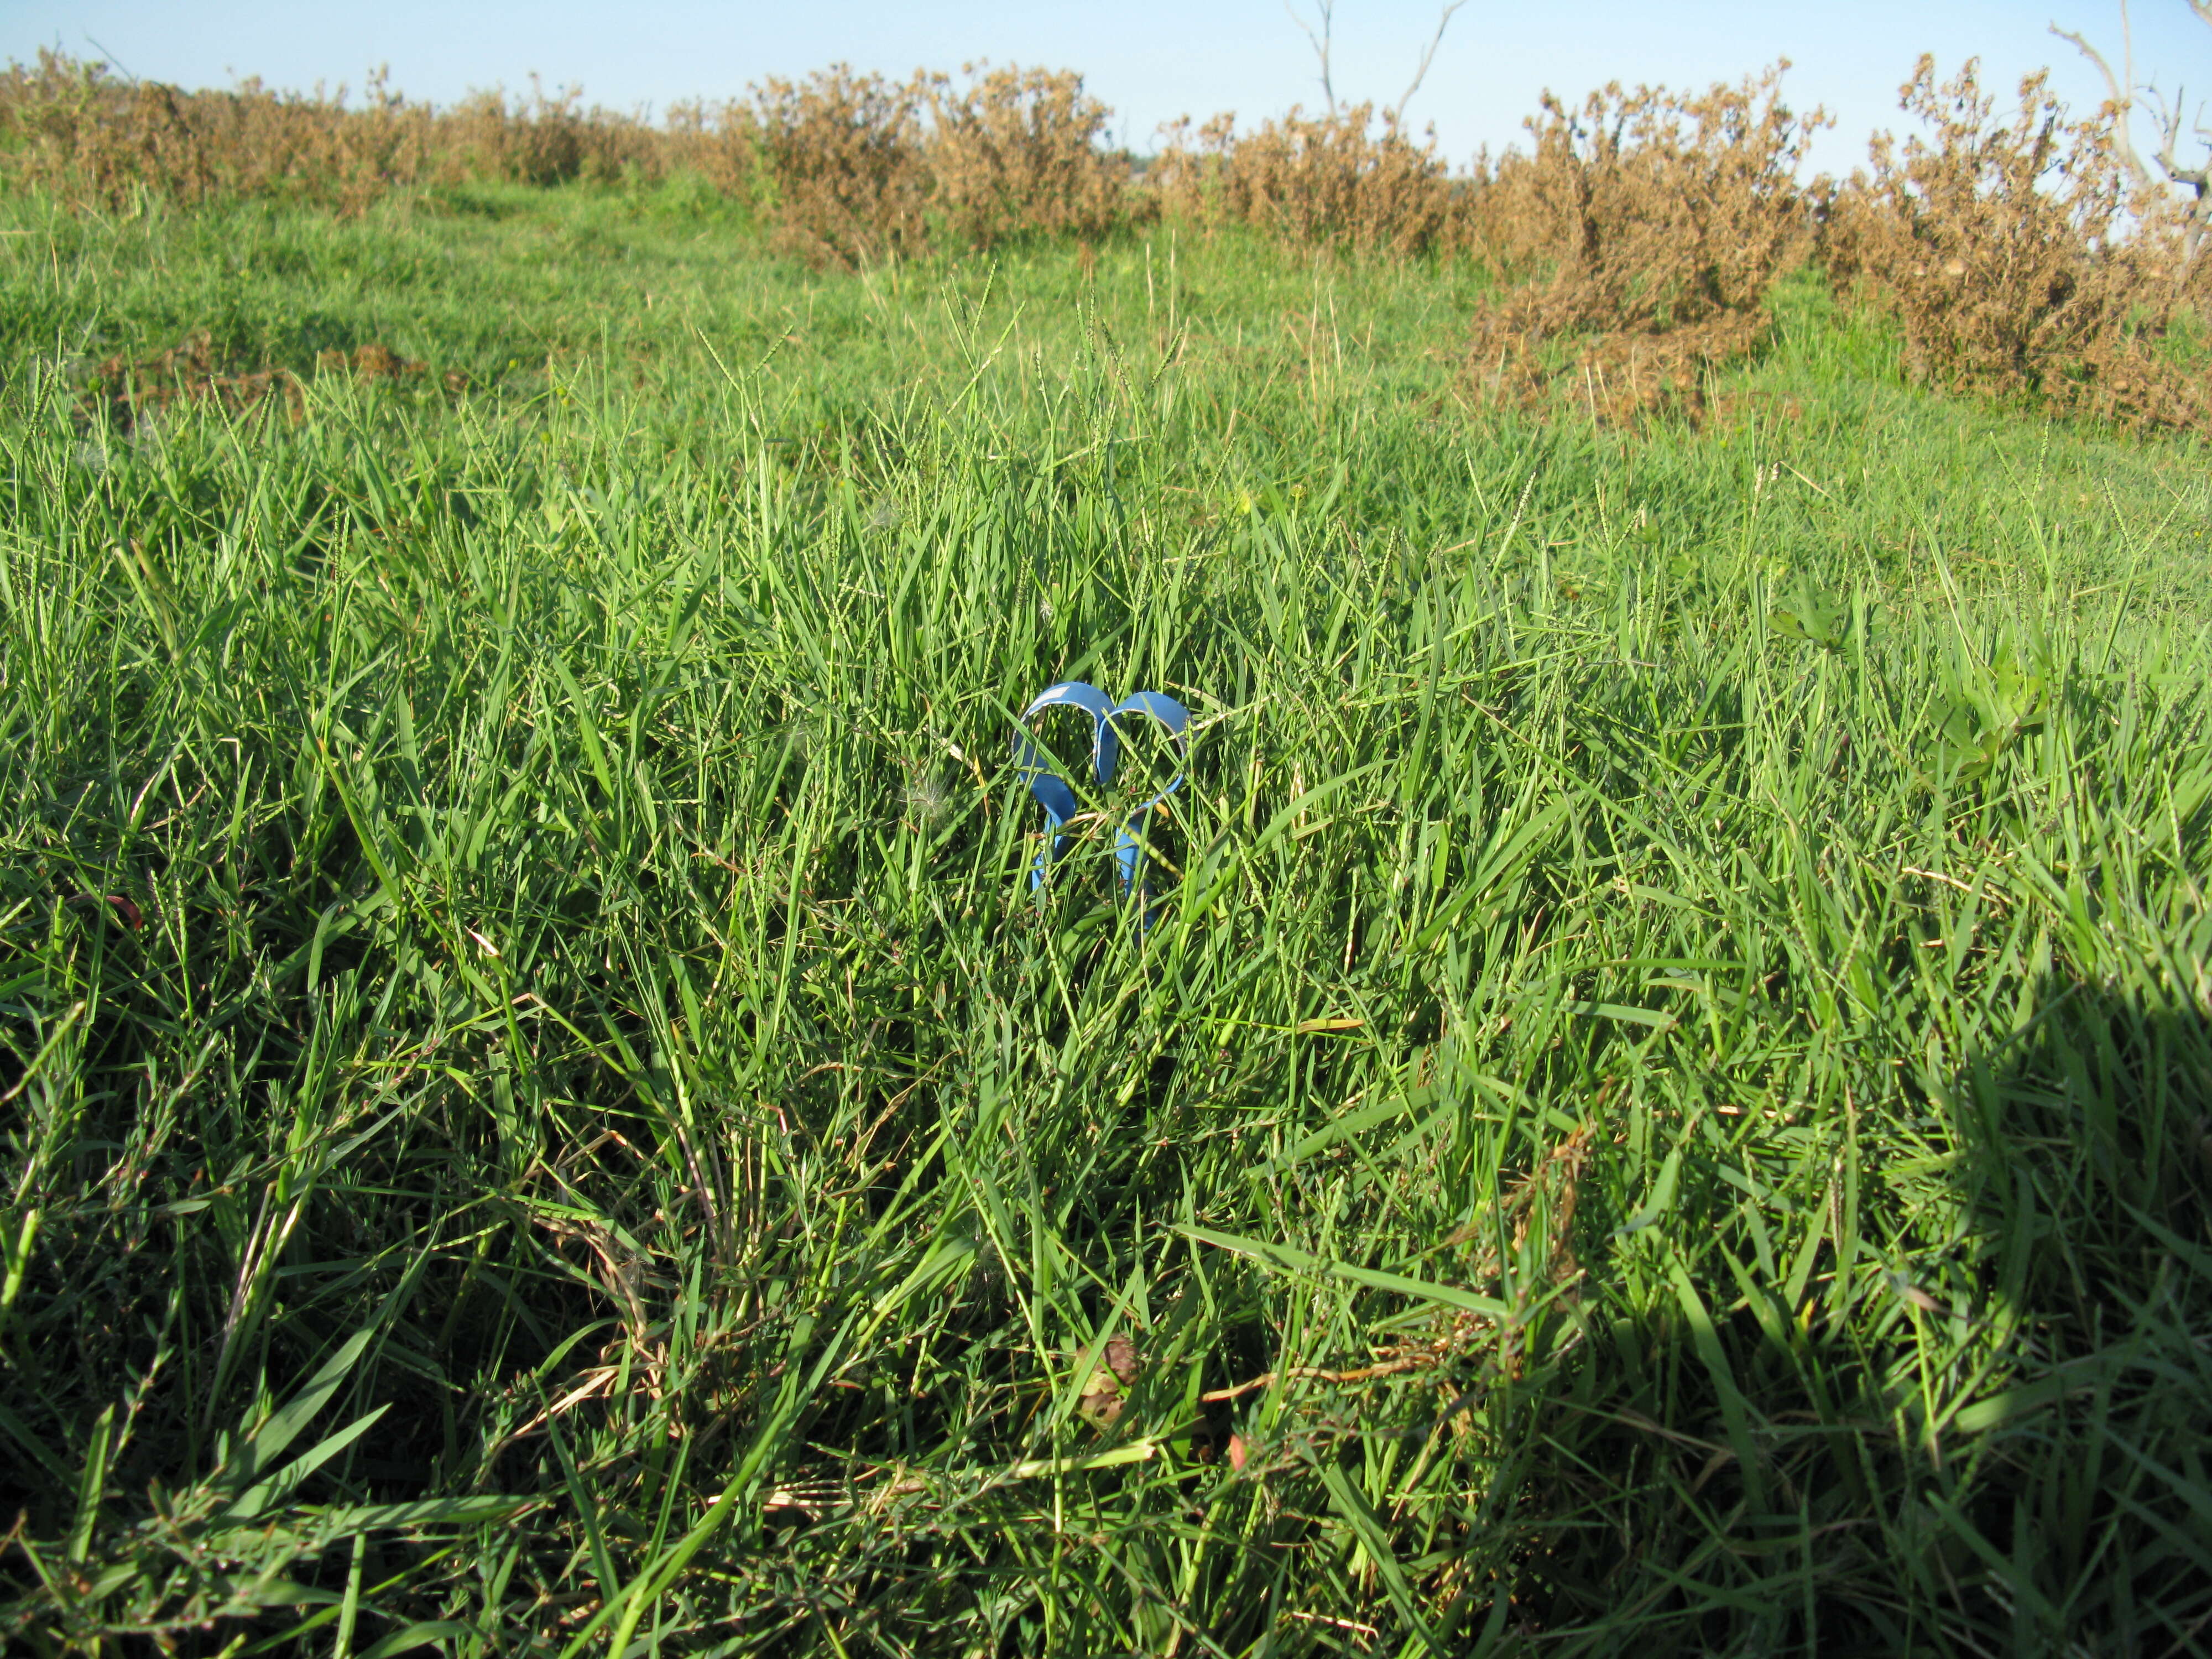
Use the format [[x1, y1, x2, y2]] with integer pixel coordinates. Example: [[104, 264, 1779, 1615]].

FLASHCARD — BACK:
[[1465, 64, 1830, 423], [1154, 105, 1460, 257], [1823, 55, 2208, 431], [9, 41, 2211, 434]]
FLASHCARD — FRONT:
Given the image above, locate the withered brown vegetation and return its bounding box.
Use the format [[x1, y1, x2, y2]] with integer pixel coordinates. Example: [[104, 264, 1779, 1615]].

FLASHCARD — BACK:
[[79, 330, 305, 430], [1823, 56, 2207, 431], [749, 66, 930, 268], [10, 45, 2210, 433], [660, 97, 759, 201], [924, 64, 1133, 251], [79, 330, 469, 432], [1151, 105, 1458, 257], [0, 54, 439, 215], [434, 78, 667, 190], [0, 52, 693, 213], [1464, 66, 1830, 424], [752, 64, 1135, 267]]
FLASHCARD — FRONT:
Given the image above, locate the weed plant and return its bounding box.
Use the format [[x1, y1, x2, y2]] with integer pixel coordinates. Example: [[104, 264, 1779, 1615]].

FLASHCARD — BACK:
[[1152, 106, 1458, 258], [0, 53, 669, 216], [1468, 65, 1830, 423], [921, 65, 1132, 253], [10, 45, 2212, 434], [1, 195, 2210, 1654], [1825, 56, 2211, 433]]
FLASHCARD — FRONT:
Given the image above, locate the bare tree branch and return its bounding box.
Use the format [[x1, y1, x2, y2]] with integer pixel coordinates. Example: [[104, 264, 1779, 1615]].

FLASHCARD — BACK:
[[2051, 0, 2212, 261], [2146, 82, 2209, 189], [1285, 0, 1337, 116], [1284, 1, 1467, 128], [2169, 0, 2212, 197], [1390, 1, 1468, 129], [2051, 13, 2153, 187]]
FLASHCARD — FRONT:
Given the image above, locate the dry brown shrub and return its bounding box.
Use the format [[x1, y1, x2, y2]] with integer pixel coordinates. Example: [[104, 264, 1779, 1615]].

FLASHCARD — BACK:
[[0, 53, 216, 209], [752, 66, 928, 268], [0, 51, 437, 215], [1467, 64, 1829, 423], [665, 98, 760, 200], [2, 50, 1147, 253], [187, 71, 436, 211], [1823, 56, 2206, 431], [923, 63, 1133, 249], [1152, 105, 1458, 256], [0, 51, 704, 213], [753, 62, 1138, 263], [434, 77, 660, 189]]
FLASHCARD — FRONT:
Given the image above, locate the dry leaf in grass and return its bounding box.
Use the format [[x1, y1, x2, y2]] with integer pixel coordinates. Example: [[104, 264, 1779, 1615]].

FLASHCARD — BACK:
[[1078, 1336, 1141, 1427], [1103, 1335, 1140, 1384], [65, 893, 143, 929]]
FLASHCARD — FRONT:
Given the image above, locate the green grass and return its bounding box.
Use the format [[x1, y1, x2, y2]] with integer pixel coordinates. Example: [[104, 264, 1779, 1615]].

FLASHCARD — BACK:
[[3, 183, 2211, 1656]]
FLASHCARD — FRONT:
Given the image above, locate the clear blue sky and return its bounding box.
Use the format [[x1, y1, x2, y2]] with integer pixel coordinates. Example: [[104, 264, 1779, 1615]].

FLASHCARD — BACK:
[[4, 1, 2206, 176]]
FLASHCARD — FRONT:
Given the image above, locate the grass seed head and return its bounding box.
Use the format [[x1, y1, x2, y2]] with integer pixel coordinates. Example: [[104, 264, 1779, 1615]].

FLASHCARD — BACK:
[[904, 769, 955, 824]]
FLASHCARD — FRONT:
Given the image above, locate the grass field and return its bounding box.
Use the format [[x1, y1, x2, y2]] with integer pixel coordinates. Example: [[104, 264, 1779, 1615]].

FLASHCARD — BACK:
[[4, 181, 2212, 1655]]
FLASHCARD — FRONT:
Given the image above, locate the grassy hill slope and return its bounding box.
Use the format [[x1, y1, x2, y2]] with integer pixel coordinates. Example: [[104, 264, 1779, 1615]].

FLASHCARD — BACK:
[[3, 187, 2210, 1655]]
